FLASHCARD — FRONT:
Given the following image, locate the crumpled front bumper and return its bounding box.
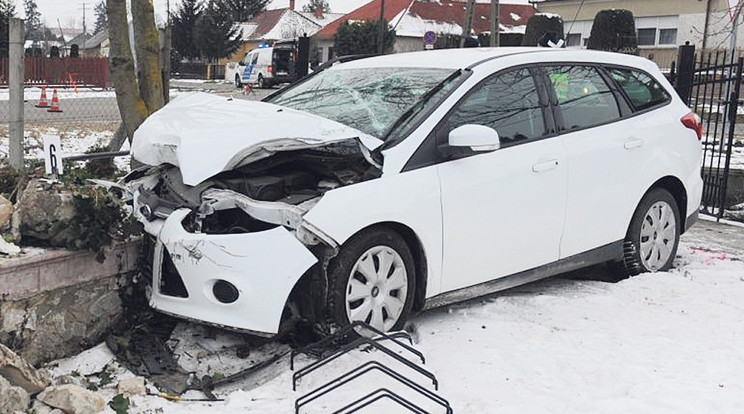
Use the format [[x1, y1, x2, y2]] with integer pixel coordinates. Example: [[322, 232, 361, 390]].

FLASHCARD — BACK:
[[147, 208, 318, 335]]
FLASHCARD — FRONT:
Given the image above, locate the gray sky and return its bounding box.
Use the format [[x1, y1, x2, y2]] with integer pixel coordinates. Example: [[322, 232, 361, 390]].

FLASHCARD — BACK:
[[22, 0, 529, 30]]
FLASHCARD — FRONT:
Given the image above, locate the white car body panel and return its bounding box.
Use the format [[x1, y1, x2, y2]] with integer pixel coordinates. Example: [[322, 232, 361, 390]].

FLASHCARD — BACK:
[[303, 167, 444, 297], [437, 139, 567, 291], [151, 209, 317, 334], [131, 92, 382, 186]]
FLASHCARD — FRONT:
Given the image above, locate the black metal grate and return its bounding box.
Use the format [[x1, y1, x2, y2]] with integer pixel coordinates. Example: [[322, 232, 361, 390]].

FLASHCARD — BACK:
[[685, 50, 742, 218], [291, 321, 452, 414]]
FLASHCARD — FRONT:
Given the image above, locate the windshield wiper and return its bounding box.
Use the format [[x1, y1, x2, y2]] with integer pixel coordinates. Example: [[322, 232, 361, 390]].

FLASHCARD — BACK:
[[380, 69, 463, 149]]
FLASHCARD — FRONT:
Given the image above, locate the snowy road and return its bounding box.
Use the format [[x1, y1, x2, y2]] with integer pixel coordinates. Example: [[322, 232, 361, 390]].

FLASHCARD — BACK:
[[53, 219, 743, 413]]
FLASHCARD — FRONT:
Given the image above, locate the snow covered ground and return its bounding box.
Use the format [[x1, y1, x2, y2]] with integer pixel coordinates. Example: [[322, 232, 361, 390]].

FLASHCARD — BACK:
[[43, 220, 744, 413]]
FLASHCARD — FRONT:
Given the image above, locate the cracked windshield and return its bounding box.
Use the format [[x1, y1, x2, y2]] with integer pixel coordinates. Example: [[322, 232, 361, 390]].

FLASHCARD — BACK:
[[268, 68, 455, 139]]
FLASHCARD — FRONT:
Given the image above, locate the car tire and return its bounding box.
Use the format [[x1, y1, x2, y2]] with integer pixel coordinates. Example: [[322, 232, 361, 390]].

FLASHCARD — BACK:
[[612, 188, 680, 280], [234, 74, 242, 88], [326, 228, 416, 333], [257, 74, 265, 89]]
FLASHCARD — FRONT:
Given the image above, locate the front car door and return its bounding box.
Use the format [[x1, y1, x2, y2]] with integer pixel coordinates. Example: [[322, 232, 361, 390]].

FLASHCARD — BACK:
[[436, 67, 568, 292]]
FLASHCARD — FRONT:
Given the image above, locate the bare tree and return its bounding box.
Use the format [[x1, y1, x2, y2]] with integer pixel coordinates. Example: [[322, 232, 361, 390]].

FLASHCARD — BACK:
[[106, 0, 165, 151]]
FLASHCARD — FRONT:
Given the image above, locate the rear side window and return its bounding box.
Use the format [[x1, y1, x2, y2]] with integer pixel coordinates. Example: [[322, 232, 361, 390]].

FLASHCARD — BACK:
[[546, 65, 621, 131], [608, 67, 670, 111], [447, 68, 546, 146]]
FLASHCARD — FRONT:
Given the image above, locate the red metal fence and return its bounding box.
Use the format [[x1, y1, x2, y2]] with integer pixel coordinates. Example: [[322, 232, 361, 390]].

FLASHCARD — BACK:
[[0, 57, 110, 88]]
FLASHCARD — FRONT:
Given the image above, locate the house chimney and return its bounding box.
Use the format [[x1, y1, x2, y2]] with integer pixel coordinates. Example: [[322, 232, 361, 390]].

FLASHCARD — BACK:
[[289, 0, 295, 10], [315, 3, 324, 18]]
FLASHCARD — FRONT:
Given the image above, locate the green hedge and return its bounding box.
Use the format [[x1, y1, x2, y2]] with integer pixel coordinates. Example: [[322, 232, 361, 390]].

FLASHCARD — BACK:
[[587, 9, 638, 54]]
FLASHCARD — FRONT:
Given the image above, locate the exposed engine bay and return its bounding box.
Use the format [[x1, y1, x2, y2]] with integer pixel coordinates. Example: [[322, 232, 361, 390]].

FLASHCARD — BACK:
[[129, 143, 381, 240]]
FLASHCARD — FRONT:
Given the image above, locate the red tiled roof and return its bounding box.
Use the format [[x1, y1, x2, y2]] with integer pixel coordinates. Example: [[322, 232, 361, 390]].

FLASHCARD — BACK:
[[247, 8, 288, 39], [315, 0, 413, 40], [316, 0, 536, 40], [409, 2, 535, 35]]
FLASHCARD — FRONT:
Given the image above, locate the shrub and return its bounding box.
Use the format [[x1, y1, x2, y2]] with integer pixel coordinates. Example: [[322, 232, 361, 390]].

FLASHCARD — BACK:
[[333, 20, 396, 56], [522, 13, 564, 46], [587, 9, 638, 54]]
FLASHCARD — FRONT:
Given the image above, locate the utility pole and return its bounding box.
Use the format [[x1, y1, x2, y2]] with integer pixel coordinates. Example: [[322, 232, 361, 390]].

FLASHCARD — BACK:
[[731, 0, 743, 62], [167, 0, 171, 26], [377, 0, 386, 54], [461, 0, 476, 47], [490, 0, 500, 47], [80, 2, 87, 50]]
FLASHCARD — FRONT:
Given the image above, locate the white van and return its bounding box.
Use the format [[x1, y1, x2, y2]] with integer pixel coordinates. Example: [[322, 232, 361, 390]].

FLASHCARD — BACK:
[[225, 42, 295, 89]]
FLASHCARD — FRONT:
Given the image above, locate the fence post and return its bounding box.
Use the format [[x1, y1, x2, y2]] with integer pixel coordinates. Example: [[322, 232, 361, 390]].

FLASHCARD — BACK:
[[675, 42, 696, 105], [8, 18, 24, 171], [296, 34, 310, 80]]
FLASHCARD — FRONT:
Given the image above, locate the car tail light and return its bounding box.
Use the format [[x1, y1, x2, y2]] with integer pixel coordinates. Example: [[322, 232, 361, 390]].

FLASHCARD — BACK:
[[681, 112, 702, 140], [268, 65, 274, 75]]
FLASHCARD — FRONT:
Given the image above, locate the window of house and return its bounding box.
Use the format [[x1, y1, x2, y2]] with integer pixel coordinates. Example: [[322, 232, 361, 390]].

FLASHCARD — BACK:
[[566, 33, 582, 47], [659, 28, 677, 45], [638, 28, 657, 46], [446, 68, 545, 146], [546, 65, 621, 131], [608, 67, 670, 111]]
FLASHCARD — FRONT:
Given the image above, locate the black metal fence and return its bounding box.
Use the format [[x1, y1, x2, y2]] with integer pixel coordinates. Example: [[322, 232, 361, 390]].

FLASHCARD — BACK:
[[675, 46, 743, 219]]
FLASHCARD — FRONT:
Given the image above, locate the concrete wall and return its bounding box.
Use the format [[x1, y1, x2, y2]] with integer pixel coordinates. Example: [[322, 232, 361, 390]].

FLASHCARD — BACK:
[[538, 0, 744, 54], [0, 241, 140, 366]]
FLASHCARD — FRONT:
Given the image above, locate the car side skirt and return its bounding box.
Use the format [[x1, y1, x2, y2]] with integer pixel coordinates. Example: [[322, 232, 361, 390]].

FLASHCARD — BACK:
[[422, 240, 624, 310]]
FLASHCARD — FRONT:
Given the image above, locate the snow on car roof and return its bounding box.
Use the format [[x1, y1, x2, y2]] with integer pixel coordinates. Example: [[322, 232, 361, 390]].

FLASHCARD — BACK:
[[332, 47, 662, 74]]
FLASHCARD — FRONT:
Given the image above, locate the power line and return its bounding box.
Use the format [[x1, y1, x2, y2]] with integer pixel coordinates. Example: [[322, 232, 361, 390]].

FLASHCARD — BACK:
[[566, 0, 587, 37]]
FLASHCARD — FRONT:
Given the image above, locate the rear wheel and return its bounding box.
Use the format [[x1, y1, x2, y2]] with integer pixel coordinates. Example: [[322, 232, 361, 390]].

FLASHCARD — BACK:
[[327, 229, 415, 333], [613, 188, 680, 279], [257, 74, 265, 89]]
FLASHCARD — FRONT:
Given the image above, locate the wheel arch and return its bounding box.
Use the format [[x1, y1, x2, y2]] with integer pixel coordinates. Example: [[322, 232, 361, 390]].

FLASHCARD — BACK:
[[282, 221, 429, 330], [648, 176, 688, 233]]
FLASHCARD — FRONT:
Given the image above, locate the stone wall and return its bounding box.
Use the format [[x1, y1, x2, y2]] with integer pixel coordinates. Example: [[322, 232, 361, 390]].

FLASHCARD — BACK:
[[0, 241, 140, 366]]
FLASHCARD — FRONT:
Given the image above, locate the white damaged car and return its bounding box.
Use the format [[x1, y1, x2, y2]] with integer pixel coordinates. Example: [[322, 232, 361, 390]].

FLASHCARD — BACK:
[[126, 48, 703, 336]]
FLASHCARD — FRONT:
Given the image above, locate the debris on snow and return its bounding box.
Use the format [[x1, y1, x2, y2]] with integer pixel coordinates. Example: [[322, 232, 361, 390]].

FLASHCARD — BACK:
[[36, 384, 106, 414], [0, 375, 30, 413], [0, 342, 51, 394], [48, 342, 115, 378], [116, 376, 146, 397]]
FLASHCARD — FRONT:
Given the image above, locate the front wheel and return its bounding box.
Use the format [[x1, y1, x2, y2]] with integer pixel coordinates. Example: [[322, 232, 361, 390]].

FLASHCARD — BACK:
[[234, 74, 242, 88], [614, 188, 680, 279], [327, 229, 415, 333]]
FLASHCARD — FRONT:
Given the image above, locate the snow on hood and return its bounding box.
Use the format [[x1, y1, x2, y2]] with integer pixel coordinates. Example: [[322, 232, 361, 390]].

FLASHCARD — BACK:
[[131, 92, 383, 186]]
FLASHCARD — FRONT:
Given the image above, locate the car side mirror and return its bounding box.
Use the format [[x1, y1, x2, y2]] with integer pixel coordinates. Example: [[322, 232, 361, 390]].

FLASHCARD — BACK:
[[239, 61, 246, 66], [448, 124, 500, 152]]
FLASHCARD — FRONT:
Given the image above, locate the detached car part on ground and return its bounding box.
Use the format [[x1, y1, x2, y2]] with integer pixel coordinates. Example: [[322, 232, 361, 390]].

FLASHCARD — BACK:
[[124, 48, 703, 337]]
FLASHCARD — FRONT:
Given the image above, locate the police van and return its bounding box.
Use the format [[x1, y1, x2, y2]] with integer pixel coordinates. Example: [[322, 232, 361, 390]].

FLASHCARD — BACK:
[[225, 41, 296, 89]]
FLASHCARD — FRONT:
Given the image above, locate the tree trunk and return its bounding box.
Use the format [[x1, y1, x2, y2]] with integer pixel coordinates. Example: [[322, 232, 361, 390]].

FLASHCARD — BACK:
[[132, 0, 165, 113], [106, 0, 149, 151]]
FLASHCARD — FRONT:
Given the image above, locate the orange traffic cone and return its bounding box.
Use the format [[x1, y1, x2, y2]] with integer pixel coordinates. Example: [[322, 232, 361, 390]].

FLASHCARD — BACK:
[[47, 88, 63, 113], [35, 86, 49, 108]]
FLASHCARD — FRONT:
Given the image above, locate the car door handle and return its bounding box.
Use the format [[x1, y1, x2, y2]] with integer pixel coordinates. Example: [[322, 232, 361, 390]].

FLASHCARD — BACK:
[[624, 138, 644, 150], [532, 159, 559, 173]]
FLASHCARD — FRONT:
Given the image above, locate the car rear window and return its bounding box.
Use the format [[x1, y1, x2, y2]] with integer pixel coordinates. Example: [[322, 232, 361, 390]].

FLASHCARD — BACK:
[[607, 67, 670, 111]]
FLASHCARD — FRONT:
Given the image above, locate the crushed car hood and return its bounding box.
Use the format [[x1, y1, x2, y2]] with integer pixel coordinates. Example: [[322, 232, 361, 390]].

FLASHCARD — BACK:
[[131, 92, 383, 186]]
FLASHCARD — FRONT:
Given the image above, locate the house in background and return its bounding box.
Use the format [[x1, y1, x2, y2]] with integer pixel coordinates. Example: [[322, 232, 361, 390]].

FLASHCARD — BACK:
[[313, 0, 536, 63], [533, 0, 743, 67], [221, 0, 344, 65], [81, 29, 110, 58]]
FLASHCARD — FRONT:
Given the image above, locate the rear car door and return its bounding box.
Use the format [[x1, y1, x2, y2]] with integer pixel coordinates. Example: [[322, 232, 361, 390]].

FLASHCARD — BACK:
[[543, 64, 667, 258], [436, 67, 568, 291]]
